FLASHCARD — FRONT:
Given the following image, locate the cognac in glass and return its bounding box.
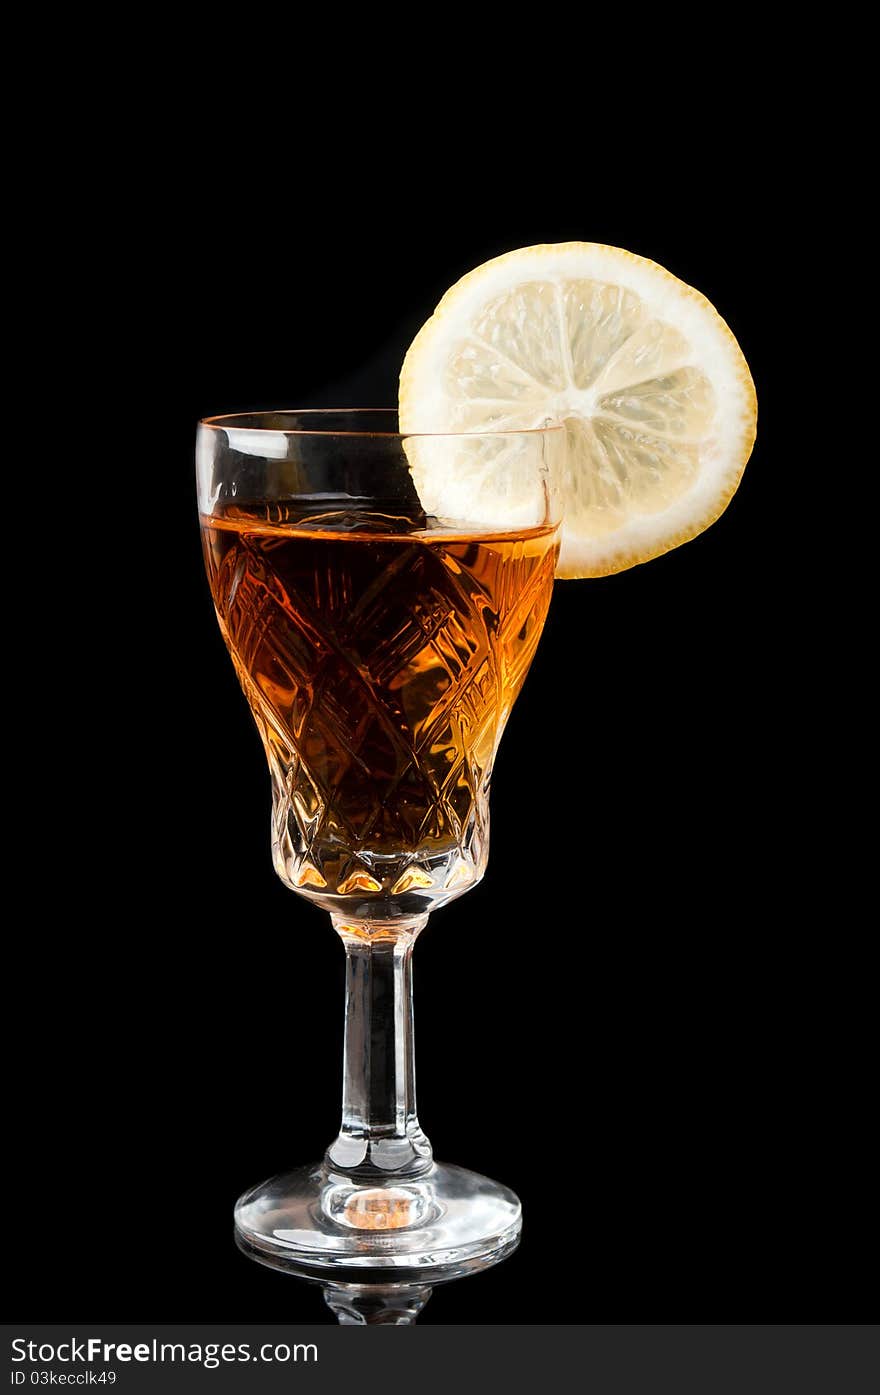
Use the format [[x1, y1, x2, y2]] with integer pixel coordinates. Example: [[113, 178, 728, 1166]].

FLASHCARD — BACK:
[[197, 410, 561, 1275]]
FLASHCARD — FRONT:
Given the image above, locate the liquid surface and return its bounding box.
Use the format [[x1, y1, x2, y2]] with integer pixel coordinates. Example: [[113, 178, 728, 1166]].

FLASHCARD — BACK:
[[202, 505, 558, 906]]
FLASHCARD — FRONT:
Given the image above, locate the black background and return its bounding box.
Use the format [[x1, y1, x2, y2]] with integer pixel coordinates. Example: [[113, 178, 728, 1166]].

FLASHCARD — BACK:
[[8, 58, 868, 1326]]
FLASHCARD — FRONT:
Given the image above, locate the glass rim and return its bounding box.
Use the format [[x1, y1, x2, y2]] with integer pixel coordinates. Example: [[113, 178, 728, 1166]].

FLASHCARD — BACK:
[[198, 408, 563, 439]]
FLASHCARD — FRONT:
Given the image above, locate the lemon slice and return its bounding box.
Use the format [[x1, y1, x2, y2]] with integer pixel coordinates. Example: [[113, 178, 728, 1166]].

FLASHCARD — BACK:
[[399, 242, 756, 577]]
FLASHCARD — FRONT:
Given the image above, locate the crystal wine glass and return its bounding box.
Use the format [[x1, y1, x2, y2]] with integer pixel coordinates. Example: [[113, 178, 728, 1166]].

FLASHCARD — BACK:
[[197, 409, 562, 1275]]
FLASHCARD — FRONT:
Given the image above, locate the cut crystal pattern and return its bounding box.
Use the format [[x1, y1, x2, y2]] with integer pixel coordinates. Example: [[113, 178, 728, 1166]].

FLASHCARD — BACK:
[[204, 522, 556, 915]]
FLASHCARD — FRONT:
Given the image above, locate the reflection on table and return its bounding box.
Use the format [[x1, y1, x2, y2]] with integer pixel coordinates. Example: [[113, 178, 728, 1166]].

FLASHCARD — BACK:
[[235, 1231, 518, 1324]]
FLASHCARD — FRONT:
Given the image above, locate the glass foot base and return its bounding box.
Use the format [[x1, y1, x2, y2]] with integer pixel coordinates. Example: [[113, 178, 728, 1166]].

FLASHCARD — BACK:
[[234, 1161, 521, 1279]]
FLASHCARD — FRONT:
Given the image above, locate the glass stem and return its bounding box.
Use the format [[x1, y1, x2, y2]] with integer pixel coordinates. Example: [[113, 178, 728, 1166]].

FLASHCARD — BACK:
[[325, 917, 433, 1180]]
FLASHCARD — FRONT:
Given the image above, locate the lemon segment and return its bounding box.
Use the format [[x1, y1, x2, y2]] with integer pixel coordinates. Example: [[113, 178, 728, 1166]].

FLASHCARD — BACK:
[[399, 243, 756, 577]]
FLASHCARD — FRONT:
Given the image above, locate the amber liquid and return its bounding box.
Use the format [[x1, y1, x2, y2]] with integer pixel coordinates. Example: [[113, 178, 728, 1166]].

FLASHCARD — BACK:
[[202, 505, 558, 901]]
